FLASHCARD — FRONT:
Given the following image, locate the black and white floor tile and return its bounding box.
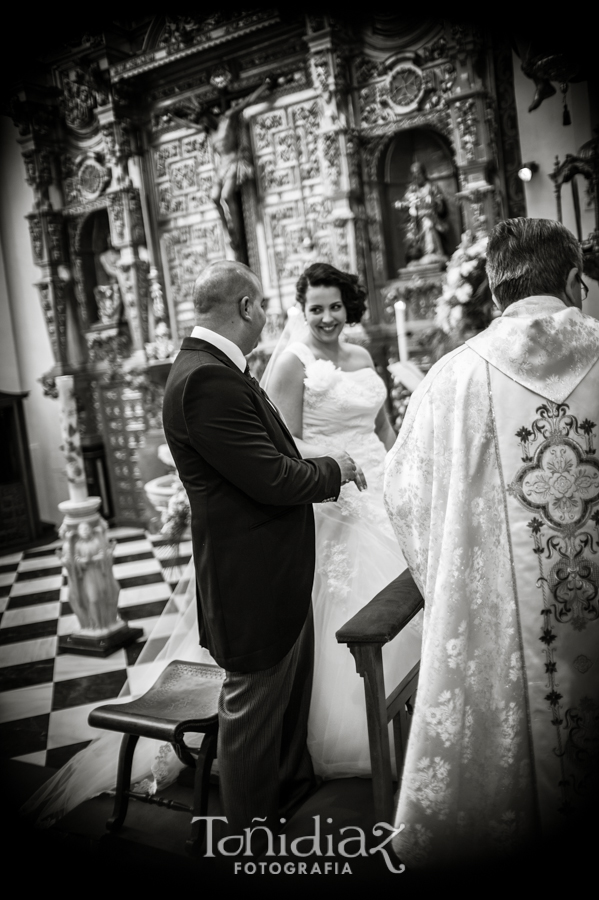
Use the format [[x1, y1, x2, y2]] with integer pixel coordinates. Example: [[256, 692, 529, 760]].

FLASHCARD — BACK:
[[0, 528, 192, 770]]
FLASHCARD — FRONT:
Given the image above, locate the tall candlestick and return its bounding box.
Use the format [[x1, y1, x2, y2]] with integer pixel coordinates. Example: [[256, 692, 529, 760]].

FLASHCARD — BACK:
[[394, 300, 409, 363], [56, 375, 88, 502]]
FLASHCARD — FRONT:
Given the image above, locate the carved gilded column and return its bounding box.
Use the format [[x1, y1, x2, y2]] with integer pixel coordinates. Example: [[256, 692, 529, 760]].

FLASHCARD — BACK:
[[23, 153, 71, 369], [10, 84, 84, 373], [104, 187, 150, 360], [305, 17, 357, 273], [96, 104, 151, 361], [445, 24, 500, 235], [36, 279, 68, 368]]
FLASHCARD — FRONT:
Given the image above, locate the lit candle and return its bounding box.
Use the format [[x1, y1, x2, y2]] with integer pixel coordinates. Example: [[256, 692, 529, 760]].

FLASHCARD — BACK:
[[394, 300, 409, 363], [55, 375, 88, 502]]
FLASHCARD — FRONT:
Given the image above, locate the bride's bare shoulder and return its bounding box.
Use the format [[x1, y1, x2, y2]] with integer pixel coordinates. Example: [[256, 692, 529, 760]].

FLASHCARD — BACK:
[[269, 345, 306, 387], [343, 342, 375, 369]]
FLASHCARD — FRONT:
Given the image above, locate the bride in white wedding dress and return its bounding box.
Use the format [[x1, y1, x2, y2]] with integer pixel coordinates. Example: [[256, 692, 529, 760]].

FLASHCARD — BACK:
[[22, 263, 422, 825], [265, 263, 422, 777]]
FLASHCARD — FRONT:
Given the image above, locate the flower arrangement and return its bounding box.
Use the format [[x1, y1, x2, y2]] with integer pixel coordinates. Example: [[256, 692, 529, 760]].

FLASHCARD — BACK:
[[160, 487, 190, 541], [152, 443, 190, 540], [435, 231, 495, 338]]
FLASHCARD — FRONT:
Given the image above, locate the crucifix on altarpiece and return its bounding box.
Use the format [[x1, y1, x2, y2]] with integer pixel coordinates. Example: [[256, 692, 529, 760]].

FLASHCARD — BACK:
[[169, 76, 277, 262]]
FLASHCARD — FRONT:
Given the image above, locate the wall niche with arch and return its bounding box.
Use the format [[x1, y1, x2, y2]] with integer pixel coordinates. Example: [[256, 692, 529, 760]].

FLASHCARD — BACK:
[[75, 209, 122, 332], [378, 127, 461, 278], [69, 206, 136, 371]]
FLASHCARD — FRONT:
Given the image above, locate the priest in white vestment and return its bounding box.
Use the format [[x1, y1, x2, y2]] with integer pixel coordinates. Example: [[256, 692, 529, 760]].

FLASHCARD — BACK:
[[384, 218, 599, 867]]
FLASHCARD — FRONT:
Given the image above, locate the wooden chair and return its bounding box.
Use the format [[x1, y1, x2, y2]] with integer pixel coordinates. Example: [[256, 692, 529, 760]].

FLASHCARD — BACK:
[[336, 569, 424, 823], [88, 659, 224, 855]]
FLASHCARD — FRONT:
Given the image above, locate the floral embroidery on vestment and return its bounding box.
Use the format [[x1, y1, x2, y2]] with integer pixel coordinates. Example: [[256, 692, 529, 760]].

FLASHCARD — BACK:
[[509, 400, 599, 812]]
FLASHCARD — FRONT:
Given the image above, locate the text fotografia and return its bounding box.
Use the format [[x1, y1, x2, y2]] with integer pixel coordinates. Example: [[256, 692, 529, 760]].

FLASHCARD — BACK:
[[236, 861, 352, 875], [192, 815, 406, 873]]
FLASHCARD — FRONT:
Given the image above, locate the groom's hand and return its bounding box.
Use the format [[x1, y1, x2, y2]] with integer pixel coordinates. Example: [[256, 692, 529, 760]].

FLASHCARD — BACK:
[[330, 451, 367, 492]]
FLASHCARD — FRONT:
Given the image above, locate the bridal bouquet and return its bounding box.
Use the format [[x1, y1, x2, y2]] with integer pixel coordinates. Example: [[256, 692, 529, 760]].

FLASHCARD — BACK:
[[160, 488, 190, 540], [435, 231, 495, 337]]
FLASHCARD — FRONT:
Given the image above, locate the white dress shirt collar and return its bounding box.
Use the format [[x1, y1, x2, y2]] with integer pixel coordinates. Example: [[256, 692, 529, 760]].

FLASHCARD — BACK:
[[190, 325, 247, 372]]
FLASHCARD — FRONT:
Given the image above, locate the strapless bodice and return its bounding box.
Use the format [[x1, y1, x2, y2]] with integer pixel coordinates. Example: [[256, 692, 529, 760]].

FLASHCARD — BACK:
[[286, 342, 390, 503]]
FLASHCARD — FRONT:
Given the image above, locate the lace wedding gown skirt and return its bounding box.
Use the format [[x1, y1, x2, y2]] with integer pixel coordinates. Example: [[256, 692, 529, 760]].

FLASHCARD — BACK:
[[22, 341, 422, 825], [287, 342, 423, 777]]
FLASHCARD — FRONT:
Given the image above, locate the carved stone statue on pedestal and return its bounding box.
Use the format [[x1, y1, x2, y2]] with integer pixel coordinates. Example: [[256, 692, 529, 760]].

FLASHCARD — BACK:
[[54, 375, 143, 656], [57, 495, 143, 656], [59, 512, 120, 631], [395, 161, 448, 266]]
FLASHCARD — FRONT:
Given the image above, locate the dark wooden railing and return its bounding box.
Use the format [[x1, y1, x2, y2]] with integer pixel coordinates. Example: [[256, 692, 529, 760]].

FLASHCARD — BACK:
[[336, 568, 424, 823]]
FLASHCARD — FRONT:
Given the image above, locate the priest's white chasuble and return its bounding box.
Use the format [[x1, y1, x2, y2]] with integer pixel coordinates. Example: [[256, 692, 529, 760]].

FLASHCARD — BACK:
[[384, 296, 599, 866]]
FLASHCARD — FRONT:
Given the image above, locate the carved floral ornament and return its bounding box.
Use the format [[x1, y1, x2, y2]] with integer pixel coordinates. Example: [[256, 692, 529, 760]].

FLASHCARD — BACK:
[[61, 66, 108, 132], [387, 62, 425, 113], [311, 52, 331, 93], [27, 215, 44, 262], [453, 98, 479, 162], [85, 329, 130, 366], [37, 281, 68, 363], [210, 64, 233, 89], [22, 148, 52, 190], [110, 10, 278, 83], [76, 154, 111, 201], [63, 77, 95, 130], [358, 65, 454, 137], [102, 121, 131, 167]]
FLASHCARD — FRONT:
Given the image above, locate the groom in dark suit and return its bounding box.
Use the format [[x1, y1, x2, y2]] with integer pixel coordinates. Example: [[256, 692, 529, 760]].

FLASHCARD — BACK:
[[162, 260, 363, 840]]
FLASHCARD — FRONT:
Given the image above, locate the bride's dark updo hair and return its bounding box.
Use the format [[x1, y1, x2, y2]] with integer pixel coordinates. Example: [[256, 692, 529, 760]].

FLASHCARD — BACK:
[[296, 263, 367, 325]]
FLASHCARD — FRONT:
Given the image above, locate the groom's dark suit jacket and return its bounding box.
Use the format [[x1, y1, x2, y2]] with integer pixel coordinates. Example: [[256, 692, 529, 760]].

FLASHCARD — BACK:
[[162, 336, 341, 673]]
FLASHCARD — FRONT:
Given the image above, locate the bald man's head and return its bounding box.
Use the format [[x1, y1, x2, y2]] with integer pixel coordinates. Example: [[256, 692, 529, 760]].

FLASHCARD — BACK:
[[193, 260, 261, 321], [191, 260, 266, 354]]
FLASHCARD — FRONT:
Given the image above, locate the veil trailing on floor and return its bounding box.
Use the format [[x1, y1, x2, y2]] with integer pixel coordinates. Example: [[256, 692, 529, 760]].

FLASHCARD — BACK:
[[20, 566, 215, 827], [21, 304, 308, 827]]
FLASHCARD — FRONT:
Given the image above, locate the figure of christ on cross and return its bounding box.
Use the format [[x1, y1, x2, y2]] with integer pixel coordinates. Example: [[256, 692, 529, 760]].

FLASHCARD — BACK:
[[169, 76, 277, 259]]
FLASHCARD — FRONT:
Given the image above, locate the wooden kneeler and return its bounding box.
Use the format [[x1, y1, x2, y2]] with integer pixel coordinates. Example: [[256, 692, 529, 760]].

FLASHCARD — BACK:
[[88, 660, 224, 855], [336, 569, 424, 824]]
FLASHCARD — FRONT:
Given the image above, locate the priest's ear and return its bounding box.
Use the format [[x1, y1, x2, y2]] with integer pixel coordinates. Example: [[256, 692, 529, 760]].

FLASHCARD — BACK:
[[563, 267, 583, 310]]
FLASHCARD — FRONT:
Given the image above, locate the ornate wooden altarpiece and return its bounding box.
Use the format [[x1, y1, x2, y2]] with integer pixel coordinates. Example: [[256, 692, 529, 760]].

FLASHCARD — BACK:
[[7, 12, 524, 526]]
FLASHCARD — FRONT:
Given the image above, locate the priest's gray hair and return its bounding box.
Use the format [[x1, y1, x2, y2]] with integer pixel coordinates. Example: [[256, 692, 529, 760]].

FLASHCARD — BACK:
[[486, 218, 582, 310]]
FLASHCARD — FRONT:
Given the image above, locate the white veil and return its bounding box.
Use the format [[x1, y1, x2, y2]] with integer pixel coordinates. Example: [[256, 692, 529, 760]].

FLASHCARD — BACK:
[[21, 305, 308, 827], [20, 564, 214, 827], [259, 305, 309, 393]]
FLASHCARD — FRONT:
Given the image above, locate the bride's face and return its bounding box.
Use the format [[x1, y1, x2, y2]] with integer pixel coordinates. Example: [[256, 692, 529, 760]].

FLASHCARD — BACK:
[[304, 285, 347, 344]]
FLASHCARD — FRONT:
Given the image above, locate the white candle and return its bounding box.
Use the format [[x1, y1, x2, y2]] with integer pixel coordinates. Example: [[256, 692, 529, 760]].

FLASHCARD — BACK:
[[56, 375, 88, 502], [394, 300, 409, 363]]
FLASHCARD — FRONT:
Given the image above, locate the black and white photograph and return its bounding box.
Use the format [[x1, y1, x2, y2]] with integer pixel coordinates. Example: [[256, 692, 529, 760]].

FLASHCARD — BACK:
[[1, 5, 597, 891]]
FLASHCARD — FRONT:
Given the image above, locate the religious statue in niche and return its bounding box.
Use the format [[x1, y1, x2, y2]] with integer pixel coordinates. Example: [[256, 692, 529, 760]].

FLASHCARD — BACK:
[[395, 161, 449, 266], [93, 243, 124, 325], [88, 214, 126, 327], [170, 76, 277, 259]]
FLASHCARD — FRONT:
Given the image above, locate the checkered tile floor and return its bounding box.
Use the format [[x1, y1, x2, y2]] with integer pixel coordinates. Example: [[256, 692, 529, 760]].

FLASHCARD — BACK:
[[0, 528, 192, 770]]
